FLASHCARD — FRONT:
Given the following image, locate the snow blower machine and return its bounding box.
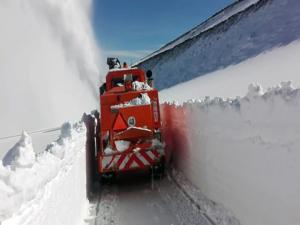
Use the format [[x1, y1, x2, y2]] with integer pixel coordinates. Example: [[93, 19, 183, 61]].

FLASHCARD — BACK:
[[83, 58, 165, 181]]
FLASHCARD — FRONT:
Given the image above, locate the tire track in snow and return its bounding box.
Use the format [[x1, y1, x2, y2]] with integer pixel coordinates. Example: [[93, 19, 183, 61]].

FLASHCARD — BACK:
[[167, 171, 216, 225], [90, 172, 212, 225]]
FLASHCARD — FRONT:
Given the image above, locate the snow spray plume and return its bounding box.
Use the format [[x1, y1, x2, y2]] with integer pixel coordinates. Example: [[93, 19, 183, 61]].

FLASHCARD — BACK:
[[30, 0, 102, 99], [0, 0, 103, 138]]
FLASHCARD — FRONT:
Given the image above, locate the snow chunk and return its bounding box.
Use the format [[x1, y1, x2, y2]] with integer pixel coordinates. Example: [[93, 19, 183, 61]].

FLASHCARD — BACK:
[[115, 140, 130, 152], [2, 131, 35, 170], [267, 81, 295, 100], [111, 93, 151, 109], [131, 93, 151, 105], [104, 146, 115, 155], [45, 122, 85, 159], [104, 141, 130, 154], [59, 122, 73, 139], [46, 142, 65, 159], [132, 81, 152, 91], [152, 138, 164, 148], [246, 83, 263, 98]]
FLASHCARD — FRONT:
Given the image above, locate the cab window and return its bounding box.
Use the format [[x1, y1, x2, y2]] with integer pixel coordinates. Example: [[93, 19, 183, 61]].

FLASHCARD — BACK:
[[111, 75, 139, 88]]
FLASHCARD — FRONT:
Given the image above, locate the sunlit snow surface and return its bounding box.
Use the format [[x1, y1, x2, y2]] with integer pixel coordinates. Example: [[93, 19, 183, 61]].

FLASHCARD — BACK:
[[0, 122, 87, 225]]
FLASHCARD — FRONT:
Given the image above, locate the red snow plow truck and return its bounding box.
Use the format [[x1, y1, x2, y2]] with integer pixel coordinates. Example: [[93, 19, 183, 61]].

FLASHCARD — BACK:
[[84, 58, 165, 180]]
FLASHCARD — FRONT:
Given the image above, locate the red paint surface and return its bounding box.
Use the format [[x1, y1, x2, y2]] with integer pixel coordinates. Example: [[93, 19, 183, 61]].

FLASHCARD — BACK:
[[160, 104, 190, 167]]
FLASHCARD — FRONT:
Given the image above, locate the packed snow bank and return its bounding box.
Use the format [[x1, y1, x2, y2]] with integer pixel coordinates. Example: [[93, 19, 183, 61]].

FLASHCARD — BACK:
[[161, 82, 300, 225], [0, 122, 87, 225]]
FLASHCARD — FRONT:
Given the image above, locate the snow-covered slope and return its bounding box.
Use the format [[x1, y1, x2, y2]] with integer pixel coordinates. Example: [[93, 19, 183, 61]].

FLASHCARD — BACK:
[[135, 0, 260, 64], [136, 0, 300, 90], [160, 40, 300, 102], [0, 0, 102, 140], [0, 123, 87, 225]]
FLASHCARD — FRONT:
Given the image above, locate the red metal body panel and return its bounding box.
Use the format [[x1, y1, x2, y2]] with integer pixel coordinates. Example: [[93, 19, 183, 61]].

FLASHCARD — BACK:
[[98, 68, 164, 174]]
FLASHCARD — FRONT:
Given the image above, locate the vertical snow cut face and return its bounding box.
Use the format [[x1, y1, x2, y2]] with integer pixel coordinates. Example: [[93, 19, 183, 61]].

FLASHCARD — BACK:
[[161, 82, 300, 225], [0, 0, 102, 140]]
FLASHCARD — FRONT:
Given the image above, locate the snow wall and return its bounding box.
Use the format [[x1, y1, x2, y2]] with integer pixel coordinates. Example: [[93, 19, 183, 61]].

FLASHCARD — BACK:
[[0, 0, 102, 139], [136, 0, 300, 90], [0, 123, 87, 225], [161, 83, 300, 225]]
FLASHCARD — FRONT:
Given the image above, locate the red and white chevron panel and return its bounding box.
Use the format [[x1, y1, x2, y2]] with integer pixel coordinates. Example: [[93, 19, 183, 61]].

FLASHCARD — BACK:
[[101, 149, 161, 172]]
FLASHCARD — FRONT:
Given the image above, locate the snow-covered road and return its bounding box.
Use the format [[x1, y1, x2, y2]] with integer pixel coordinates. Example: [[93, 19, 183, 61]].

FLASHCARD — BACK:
[[86, 172, 216, 225]]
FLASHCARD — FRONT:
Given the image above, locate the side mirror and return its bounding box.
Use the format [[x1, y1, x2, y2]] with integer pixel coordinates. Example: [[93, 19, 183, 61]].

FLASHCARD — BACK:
[[146, 70, 152, 79], [146, 70, 153, 87]]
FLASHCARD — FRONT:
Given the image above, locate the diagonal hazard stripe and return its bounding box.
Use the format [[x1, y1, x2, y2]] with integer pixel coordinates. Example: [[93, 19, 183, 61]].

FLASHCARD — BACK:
[[113, 154, 121, 166], [124, 154, 135, 170], [125, 154, 145, 169], [102, 156, 113, 169], [151, 149, 160, 158], [106, 155, 116, 169], [147, 150, 156, 160], [117, 153, 127, 168], [119, 155, 129, 170], [136, 152, 150, 166], [133, 154, 147, 168], [141, 151, 155, 164]]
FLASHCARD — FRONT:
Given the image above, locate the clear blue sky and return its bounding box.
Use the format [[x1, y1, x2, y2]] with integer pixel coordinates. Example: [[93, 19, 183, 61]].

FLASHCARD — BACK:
[[92, 0, 233, 65]]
